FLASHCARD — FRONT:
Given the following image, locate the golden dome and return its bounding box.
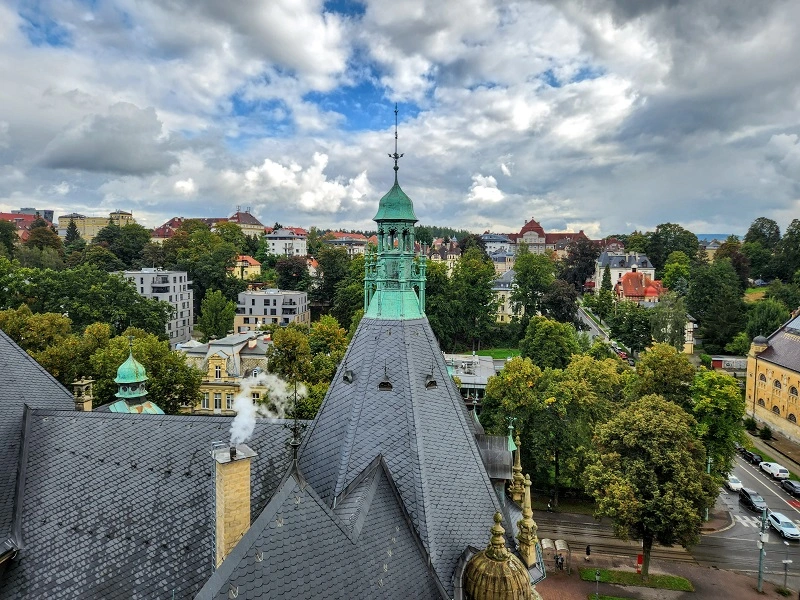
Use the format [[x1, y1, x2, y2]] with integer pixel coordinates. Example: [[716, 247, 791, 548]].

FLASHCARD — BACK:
[[464, 512, 533, 600]]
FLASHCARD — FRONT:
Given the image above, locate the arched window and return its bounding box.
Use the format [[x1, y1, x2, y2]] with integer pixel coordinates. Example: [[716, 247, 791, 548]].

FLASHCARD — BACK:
[[759, 374, 767, 382], [791, 386, 798, 396], [758, 398, 766, 407], [774, 380, 782, 389], [773, 405, 781, 415], [790, 414, 797, 423]]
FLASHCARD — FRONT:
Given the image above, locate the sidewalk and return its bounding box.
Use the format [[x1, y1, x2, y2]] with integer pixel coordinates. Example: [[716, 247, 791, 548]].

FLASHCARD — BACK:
[[748, 430, 800, 475]]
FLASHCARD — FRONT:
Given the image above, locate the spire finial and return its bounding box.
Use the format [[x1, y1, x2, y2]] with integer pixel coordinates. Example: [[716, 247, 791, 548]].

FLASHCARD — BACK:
[[485, 512, 510, 561], [387, 103, 403, 182]]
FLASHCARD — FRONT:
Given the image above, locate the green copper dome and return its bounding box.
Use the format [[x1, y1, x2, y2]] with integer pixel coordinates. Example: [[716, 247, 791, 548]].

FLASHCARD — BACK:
[[373, 181, 418, 222], [115, 351, 148, 384]]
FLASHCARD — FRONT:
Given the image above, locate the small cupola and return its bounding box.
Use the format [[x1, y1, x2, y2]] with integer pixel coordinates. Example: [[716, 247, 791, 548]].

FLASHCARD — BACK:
[[114, 344, 149, 402]]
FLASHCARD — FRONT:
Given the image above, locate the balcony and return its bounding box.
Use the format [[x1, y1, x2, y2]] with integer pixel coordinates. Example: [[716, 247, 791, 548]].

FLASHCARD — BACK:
[[153, 276, 169, 284], [151, 286, 170, 293]]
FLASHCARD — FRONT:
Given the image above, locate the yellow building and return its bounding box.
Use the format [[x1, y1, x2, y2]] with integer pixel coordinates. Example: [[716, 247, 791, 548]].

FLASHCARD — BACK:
[[492, 269, 518, 323], [57, 210, 135, 242], [230, 255, 262, 280], [746, 316, 800, 442], [179, 332, 271, 415]]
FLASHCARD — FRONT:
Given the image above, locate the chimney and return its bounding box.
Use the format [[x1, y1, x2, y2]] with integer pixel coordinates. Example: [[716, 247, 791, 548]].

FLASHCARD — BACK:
[[212, 442, 257, 566], [71, 377, 95, 412]]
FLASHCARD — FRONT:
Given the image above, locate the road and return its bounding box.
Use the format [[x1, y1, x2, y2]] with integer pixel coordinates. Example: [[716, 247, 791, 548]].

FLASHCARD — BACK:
[[536, 454, 800, 589], [577, 306, 605, 341]]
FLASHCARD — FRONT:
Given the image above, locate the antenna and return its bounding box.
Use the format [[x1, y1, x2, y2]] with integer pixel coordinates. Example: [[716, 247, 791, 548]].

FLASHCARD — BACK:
[[388, 103, 404, 181]]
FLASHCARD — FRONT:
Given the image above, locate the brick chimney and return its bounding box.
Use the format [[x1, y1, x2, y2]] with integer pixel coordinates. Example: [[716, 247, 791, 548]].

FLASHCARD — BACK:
[[71, 377, 95, 412], [212, 443, 257, 566]]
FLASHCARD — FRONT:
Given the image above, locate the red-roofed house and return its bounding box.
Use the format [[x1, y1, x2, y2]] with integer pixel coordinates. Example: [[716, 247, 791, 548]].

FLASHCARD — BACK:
[[324, 232, 369, 256], [508, 217, 590, 255], [615, 271, 664, 302], [230, 255, 262, 280], [151, 217, 185, 243], [0, 213, 45, 243], [228, 210, 265, 236]]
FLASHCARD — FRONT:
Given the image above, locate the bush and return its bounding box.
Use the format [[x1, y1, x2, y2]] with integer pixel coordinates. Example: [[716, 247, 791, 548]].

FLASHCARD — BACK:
[[743, 417, 758, 433], [759, 424, 773, 440], [700, 354, 712, 368]]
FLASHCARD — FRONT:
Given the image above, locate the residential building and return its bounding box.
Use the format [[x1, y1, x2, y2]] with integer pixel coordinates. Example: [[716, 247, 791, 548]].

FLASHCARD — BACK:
[[427, 241, 461, 274], [614, 271, 663, 302], [123, 268, 194, 348], [490, 249, 515, 275], [508, 217, 590, 255], [179, 332, 271, 416], [151, 216, 185, 242], [230, 255, 262, 279], [0, 213, 49, 242], [12, 207, 54, 223], [444, 353, 499, 403], [234, 288, 310, 332], [263, 228, 307, 257], [593, 251, 656, 290], [324, 231, 368, 256], [57, 210, 135, 241], [746, 315, 800, 443], [480, 232, 514, 254], [492, 269, 517, 323], [228, 209, 266, 236]]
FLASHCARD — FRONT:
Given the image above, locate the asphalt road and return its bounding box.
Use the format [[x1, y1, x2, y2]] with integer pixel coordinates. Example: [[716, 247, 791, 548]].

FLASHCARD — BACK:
[[577, 306, 604, 341]]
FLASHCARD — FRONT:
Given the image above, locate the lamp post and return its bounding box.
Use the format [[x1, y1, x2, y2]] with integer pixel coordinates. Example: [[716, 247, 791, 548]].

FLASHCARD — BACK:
[[783, 540, 792, 590], [757, 507, 768, 593], [595, 569, 600, 600], [705, 455, 712, 521]]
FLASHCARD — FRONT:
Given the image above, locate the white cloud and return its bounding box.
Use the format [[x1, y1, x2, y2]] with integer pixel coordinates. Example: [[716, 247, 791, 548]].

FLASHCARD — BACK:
[[174, 178, 196, 196], [467, 174, 504, 204]]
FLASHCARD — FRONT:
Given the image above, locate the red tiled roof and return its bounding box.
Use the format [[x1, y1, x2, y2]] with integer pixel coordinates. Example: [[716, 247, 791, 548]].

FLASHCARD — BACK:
[[615, 272, 663, 300], [519, 218, 546, 237], [330, 231, 368, 240], [284, 227, 308, 236], [228, 211, 264, 227], [236, 255, 261, 267]]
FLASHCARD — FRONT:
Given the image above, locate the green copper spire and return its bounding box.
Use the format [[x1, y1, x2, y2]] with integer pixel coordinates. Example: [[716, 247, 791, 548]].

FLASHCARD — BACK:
[[364, 106, 426, 320], [114, 338, 149, 400]]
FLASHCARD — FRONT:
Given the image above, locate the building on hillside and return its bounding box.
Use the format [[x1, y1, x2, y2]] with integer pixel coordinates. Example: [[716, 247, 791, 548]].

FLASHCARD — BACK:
[[179, 332, 271, 415], [324, 231, 368, 256], [492, 269, 517, 323], [480, 232, 514, 254], [508, 217, 590, 255], [234, 288, 310, 332], [614, 271, 663, 302], [592, 251, 656, 290], [0, 134, 544, 600], [427, 241, 461, 274], [228, 209, 266, 236], [746, 315, 800, 443], [12, 207, 54, 223], [151, 216, 185, 242], [490, 248, 515, 275], [0, 213, 50, 243], [57, 210, 135, 241], [230, 255, 262, 279], [700, 238, 723, 261], [263, 228, 307, 257], [123, 268, 194, 348]]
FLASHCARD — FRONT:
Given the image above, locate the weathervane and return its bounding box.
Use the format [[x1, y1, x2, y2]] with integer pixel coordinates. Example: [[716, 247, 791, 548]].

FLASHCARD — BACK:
[[388, 103, 404, 179]]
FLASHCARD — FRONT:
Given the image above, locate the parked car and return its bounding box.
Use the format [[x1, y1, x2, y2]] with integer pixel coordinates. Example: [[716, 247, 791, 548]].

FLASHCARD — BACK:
[[617, 351, 628, 360], [768, 511, 800, 540], [781, 480, 800, 496], [725, 475, 743, 492], [741, 449, 755, 462], [749, 453, 764, 465], [739, 488, 768, 512], [760, 462, 791, 479]]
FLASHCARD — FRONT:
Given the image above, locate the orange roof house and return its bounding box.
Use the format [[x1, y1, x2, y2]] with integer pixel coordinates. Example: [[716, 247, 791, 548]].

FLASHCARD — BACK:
[[615, 271, 664, 302]]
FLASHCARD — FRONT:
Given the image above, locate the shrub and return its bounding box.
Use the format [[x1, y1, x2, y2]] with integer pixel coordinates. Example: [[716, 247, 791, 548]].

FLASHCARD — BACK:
[[699, 354, 712, 368], [743, 417, 758, 433], [759, 424, 773, 440]]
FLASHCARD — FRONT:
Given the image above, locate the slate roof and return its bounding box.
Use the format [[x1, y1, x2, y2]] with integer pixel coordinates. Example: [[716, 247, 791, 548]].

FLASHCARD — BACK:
[[598, 251, 653, 270], [0, 330, 74, 549], [298, 316, 504, 596], [756, 315, 800, 372], [197, 457, 444, 599], [0, 412, 296, 599], [493, 269, 515, 290]]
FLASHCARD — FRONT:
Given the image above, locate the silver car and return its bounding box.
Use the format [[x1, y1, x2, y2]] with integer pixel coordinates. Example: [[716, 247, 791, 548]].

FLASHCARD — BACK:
[[768, 511, 800, 540]]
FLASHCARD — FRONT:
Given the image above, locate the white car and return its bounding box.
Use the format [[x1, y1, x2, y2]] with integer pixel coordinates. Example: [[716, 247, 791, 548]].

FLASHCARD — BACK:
[[725, 475, 743, 492], [768, 511, 800, 540], [760, 462, 791, 479]]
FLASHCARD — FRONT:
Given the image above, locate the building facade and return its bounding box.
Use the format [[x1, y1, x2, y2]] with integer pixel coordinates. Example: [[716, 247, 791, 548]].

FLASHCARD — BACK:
[[324, 232, 368, 256], [263, 228, 307, 257], [593, 252, 656, 290], [746, 316, 800, 443], [231, 255, 262, 280], [227, 209, 266, 236], [492, 269, 517, 323], [123, 268, 194, 348], [234, 288, 310, 332], [58, 210, 135, 241]]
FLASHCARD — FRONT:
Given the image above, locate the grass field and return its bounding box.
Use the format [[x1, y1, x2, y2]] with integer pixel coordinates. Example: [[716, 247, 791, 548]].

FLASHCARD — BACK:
[[476, 348, 519, 359], [744, 287, 767, 303], [580, 568, 694, 591]]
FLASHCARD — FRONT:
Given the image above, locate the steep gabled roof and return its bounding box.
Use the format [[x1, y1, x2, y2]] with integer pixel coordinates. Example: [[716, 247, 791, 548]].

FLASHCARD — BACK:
[[196, 457, 444, 599], [298, 316, 503, 596], [229, 211, 264, 227], [0, 330, 74, 547], [0, 412, 296, 599]]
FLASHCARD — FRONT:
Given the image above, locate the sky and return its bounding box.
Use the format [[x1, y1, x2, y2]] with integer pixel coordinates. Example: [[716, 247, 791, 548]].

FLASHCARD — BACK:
[[1, 0, 799, 238]]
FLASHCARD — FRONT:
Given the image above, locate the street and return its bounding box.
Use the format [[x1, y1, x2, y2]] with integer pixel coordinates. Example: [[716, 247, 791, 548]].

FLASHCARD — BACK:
[[577, 305, 604, 341]]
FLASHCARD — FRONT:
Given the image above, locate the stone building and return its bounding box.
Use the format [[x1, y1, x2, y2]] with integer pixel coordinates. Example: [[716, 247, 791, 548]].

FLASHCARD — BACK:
[[57, 210, 135, 241]]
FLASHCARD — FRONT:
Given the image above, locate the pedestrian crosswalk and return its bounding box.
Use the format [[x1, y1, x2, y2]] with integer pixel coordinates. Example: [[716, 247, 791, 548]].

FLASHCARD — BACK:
[[735, 514, 800, 528]]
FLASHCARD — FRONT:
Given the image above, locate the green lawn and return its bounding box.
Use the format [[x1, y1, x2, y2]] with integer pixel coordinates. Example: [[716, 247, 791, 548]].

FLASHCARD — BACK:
[[476, 348, 520, 359], [533, 496, 596, 516], [743, 435, 800, 480], [580, 568, 694, 592]]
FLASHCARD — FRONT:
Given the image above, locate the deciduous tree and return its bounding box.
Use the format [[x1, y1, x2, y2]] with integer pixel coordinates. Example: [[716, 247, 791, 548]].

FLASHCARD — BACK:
[[519, 316, 580, 370], [649, 292, 687, 351], [275, 255, 311, 291], [635, 343, 695, 405], [197, 289, 236, 341]]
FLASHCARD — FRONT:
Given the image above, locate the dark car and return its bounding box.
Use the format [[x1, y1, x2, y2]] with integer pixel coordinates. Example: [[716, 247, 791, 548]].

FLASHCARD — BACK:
[[749, 453, 764, 465], [740, 487, 768, 512], [741, 450, 755, 462], [782, 480, 800, 496]]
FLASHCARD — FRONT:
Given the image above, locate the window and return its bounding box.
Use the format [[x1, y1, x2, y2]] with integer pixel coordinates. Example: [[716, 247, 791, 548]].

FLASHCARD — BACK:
[[758, 398, 766, 407], [773, 405, 781, 415], [140, 277, 144, 284], [791, 387, 798, 396], [790, 414, 797, 423], [226, 394, 233, 410], [202, 393, 209, 409], [215, 365, 222, 379], [214, 393, 222, 410], [775, 380, 782, 389], [759, 374, 767, 382], [252, 392, 260, 401], [271, 309, 277, 316]]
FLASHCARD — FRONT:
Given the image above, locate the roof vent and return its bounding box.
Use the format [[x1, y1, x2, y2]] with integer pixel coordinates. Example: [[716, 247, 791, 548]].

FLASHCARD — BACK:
[[378, 364, 393, 391], [343, 369, 354, 384], [425, 366, 437, 389]]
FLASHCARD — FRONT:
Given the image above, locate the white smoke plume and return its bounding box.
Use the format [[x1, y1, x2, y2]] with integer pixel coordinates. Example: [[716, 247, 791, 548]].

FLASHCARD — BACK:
[[229, 372, 307, 444]]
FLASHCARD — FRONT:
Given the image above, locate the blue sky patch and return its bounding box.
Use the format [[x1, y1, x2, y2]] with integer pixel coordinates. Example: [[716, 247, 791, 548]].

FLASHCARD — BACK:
[[19, 5, 72, 48]]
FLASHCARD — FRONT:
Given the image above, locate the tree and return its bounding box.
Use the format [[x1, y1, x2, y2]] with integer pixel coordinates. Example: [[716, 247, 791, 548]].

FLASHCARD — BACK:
[[559, 237, 600, 291], [214, 222, 248, 253], [79, 245, 126, 272], [33, 322, 112, 386], [510, 244, 555, 330], [714, 236, 749, 290], [649, 292, 687, 351], [308, 315, 347, 360], [275, 256, 311, 291], [197, 290, 236, 341], [541, 279, 579, 325], [741, 241, 775, 282], [89, 328, 202, 414], [449, 248, 498, 351], [725, 331, 751, 356], [422, 260, 453, 345], [266, 325, 313, 382], [766, 280, 800, 312], [662, 251, 691, 293], [635, 343, 695, 405], [305, 227, 335, 257], [690, 369, 746, 477], [112, 223, 152, 268], [458, 233, 488, 258], [775, 219, 800, 282], [586, 394, 715, 579], [0, 305, 72, 353], [519, 316, 580, 370], [594, 290, 614, 325], [24, 223, 63, 253], [15, 246, 65, 270], [601, 264, 612, 291], [608, 301, 651, 353], [65, 218, 81, 245], [0, 220, 17, 257], [745, 298, 789, 339], [744, 217, 781, 250], [687, 259, 745, 352], [646, 223, 699, 275], [312, 246, 350, 306], [331, 255, 365, 330]]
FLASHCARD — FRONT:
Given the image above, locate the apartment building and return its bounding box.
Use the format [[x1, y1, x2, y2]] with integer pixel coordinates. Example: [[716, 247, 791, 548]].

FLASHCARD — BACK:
[[123, 268, 194, 347], [234, 288, 311, 332], [263, 228, 307, 256], [58, 210, 135, 241]]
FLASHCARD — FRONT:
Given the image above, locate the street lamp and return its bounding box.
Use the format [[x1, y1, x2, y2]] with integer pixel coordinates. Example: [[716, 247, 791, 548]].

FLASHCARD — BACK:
[[783, 540, 792, 590], [595, 568, 600, 600]]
